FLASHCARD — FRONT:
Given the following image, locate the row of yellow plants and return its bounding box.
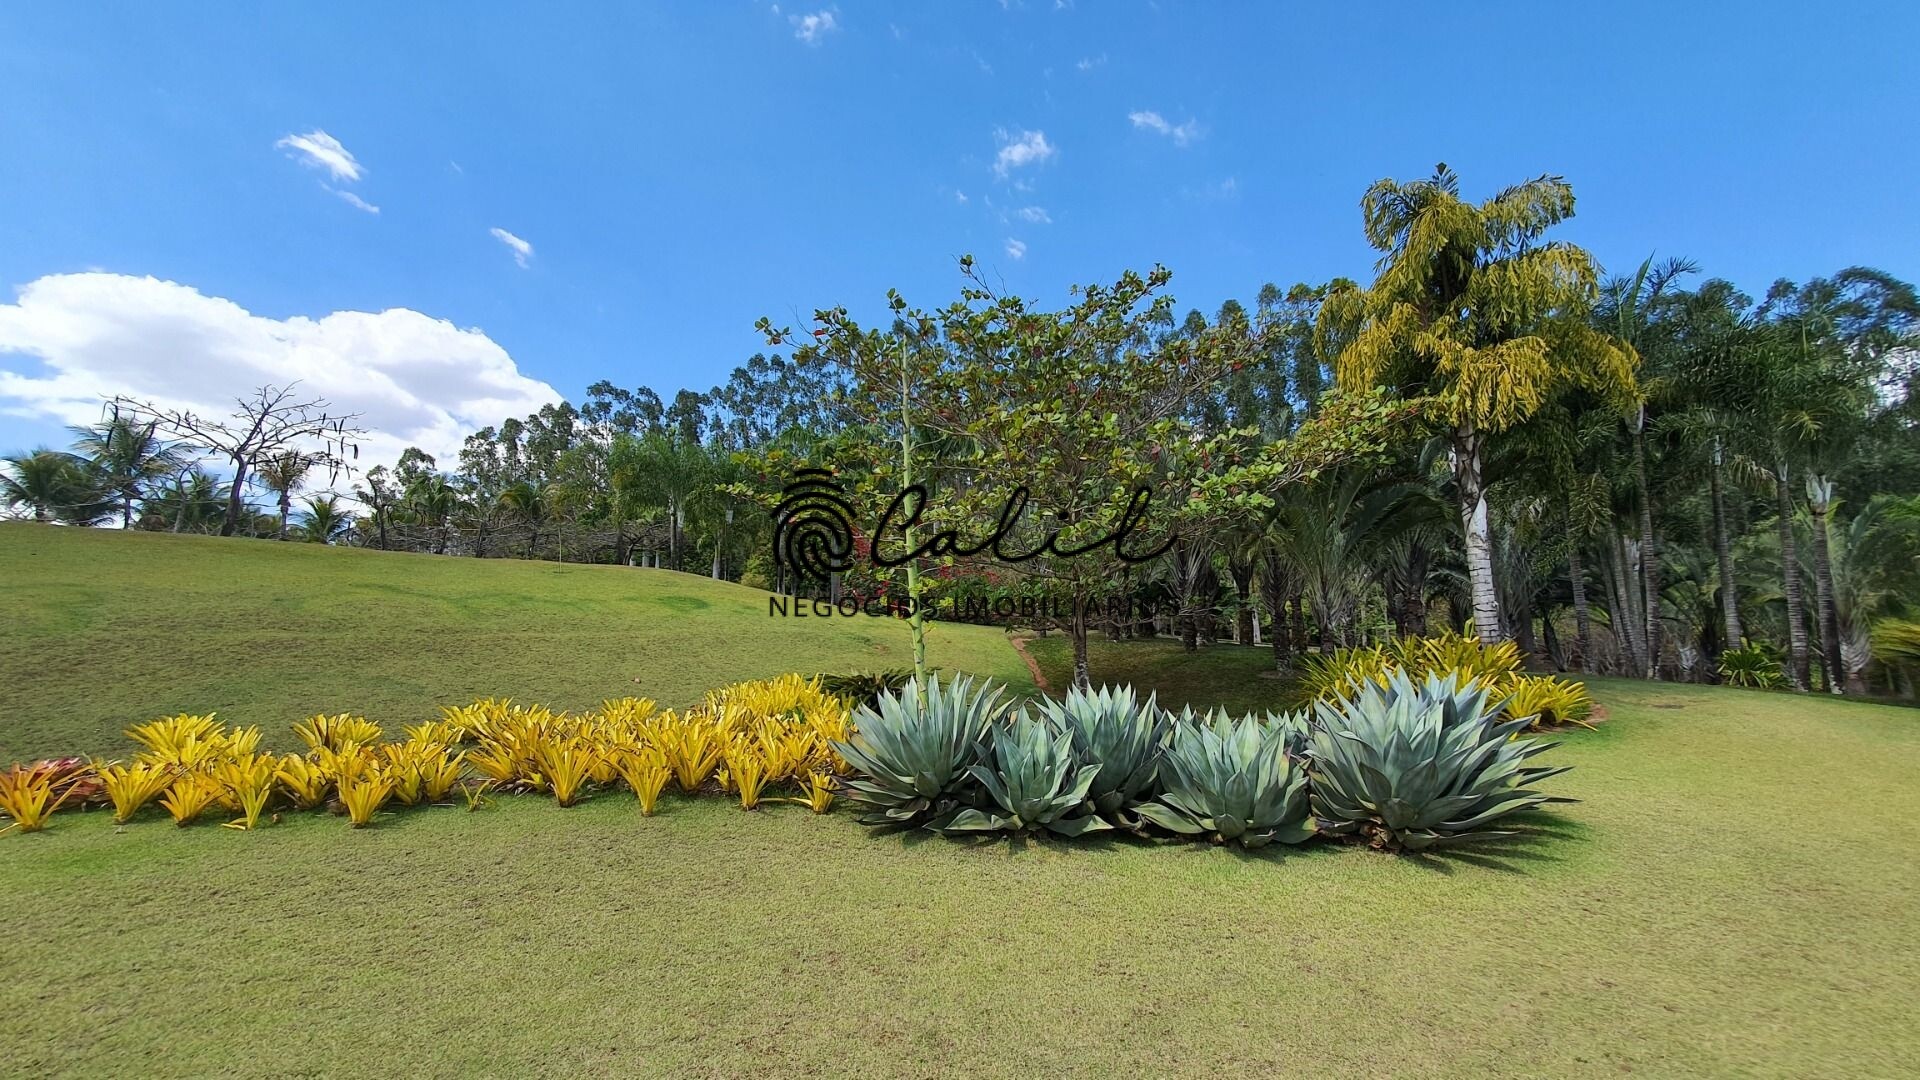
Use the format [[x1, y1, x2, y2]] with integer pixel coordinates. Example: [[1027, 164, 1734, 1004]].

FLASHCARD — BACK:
[[0, 674, 854, 835], [1294, 629, 1598, 729]]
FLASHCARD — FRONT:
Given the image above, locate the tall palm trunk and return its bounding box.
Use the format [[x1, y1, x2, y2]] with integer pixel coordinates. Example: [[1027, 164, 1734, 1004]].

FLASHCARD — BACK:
[[1774, 465, 1810, 691], [1609, 529, 1646, 675], [1228, 557, 1255, 645], [1806, 475, 1844, 695], [1261, 553, 1293, 673], [1567, 539, 1592, 673], [1452, 425, 1502, 643], [1707, 439, 1742, 650], [277, 490, 292, 540], [1630, 414, 1661, 678]]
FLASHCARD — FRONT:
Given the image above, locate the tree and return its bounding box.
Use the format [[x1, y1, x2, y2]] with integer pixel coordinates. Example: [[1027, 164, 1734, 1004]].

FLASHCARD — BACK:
[[405, 474, 460, 555], [1323, 165, 1636, 644], [254, 450, 317, 540], [1, 449, 108, 524], [67, 414, 186, 528], [769, 260, 1407, 689], [111, 384, 363, 537], [298, 495, 354, 543], [354, 466, 400, 551]]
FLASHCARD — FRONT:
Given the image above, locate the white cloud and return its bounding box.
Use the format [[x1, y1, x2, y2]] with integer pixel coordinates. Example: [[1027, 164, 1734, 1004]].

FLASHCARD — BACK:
[[1128, 110, 1200, 147], [955, 190, 969, 205], [993, 128, 1056, 178], [1015, 206, 1051, 224], [275, 130, 364, 182], [1076, 53, 1105, 72], [331, 189, 380, 214], [790, 9, 838, 44], [489, 227, 533, 268], [1004, 238, 1027, 260], [0, 273, 561, 473]]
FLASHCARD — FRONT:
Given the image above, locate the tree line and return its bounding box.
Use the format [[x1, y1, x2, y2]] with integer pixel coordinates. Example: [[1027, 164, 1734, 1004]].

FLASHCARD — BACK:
[[7, 165, 1917, 695]]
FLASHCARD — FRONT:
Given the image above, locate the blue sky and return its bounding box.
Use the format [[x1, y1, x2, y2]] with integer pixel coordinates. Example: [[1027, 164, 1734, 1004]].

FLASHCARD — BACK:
[[3, 1, 1917, 466]]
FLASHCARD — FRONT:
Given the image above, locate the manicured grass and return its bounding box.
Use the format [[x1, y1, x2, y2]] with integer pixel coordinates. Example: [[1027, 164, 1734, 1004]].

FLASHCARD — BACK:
[[0, 524, 1033, 759], [1028, 633, 1295, 712], [6, 526, 1920, 1075]]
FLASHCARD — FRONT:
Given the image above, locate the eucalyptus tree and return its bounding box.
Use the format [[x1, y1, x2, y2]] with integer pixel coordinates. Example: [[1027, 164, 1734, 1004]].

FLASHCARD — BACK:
[[68, 414, 186, 528], [1322, 165, 1637, 644]]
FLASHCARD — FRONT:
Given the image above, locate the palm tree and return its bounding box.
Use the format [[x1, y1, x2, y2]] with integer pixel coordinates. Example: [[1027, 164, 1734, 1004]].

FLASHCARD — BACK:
[[254, 451, 317, 540], [68, 416, 187, 528], [2, 449, 107, 523], [1322, 165, 1637, 644], [298, 495, 354, 543], [404, 474, 459, 555], [496, 480, 548, 557], [144, 467, 230, 533]]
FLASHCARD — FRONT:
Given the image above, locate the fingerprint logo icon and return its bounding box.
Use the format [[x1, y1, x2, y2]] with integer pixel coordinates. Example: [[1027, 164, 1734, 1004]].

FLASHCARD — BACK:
[[773, 469, 856, 580]]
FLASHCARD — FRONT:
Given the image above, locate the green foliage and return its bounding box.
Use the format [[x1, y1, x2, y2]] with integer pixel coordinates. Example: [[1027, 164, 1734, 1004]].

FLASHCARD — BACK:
[[1036, 683, 1166, 827], [1309, 672, 1572, 851], [832, 675, 1009, 829], [1136, 708, 1313, 848], [1872, 618, 1920, 668], [943, 712, 1111, 837], [1718, 641, 1787, 689]]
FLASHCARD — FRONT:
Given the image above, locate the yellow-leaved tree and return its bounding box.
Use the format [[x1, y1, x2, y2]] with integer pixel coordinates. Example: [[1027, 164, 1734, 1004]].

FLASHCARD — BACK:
[[1321, 165, 1637, 643]]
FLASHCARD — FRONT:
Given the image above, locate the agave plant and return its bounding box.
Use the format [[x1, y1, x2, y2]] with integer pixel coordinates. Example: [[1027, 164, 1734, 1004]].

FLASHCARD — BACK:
[[943, 711, 1111, 837], [1309, 672, 1572, 852], [1137, 709, 1313, 848], [832, 675, 1007, 829], [1035, 684, 1166, 828]]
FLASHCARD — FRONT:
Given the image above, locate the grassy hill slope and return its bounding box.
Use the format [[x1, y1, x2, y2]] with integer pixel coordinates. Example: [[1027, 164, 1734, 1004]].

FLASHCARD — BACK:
[[0, 523, 1034, 759]]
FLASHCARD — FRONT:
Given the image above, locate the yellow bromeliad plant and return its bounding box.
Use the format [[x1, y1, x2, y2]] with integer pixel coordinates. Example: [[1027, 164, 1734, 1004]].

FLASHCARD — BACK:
[[273, 755, 333, 810], [293, 713, 382, 753], [612, 748, 671, 815], [533, 733, 600, 807], [214, 754, 278, 830], [337, 772, 396, 827], [159, 773, 222, 826], [0, 762, 78, 834], [96, 760, 178, 824]]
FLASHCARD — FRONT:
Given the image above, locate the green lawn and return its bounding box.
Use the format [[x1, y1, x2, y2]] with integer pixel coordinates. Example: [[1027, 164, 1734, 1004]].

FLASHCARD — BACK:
[[4, 527, 1920, 1076], [0, 523, 1033, 759]]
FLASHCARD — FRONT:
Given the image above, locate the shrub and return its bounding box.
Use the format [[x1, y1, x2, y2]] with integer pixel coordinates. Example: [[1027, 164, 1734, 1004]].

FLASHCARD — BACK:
[[943, 711, 1110, 837], [1036, 684, 1166, 829], [1309, 672, 1572, 851], [1718, 640, 1787, 689], [1296, 644, 1394, 706], [833, 674, 1008, 830], [1137, 709, 1313, 848]]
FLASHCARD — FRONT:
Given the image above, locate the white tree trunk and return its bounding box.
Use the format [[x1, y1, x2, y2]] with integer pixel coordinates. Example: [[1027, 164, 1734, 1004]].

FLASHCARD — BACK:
[[1453, 427, 1503, 643]]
